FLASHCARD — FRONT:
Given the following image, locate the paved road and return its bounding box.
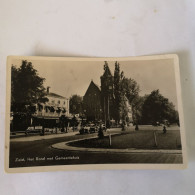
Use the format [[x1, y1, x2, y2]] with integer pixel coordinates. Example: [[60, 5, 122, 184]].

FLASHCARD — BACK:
[[9, 132, 182, 168]]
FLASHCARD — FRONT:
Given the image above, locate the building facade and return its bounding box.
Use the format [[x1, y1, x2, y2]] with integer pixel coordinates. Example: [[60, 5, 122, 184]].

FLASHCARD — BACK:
[[83, 62, 133, 125], [83, 80, 102, 121], [100, 62, 115, 123], [32, 87, 69, 127]]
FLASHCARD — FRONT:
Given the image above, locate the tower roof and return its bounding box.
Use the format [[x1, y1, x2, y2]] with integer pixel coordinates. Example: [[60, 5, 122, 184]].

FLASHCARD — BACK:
[[102, 63, 113, 77]]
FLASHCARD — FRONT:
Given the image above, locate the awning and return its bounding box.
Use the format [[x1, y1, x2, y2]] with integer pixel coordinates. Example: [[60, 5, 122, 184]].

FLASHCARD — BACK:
[[50, 106, 55, 112], [56, 107, 61, 113], [34, 116, 59, 119], [47, 106, 51, 111], [38, 103, 43, 109]]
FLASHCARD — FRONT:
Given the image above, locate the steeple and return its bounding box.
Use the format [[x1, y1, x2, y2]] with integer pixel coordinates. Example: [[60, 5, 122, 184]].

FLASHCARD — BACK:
[[102, 61, 112, 77], [100, 61, 115, 123]]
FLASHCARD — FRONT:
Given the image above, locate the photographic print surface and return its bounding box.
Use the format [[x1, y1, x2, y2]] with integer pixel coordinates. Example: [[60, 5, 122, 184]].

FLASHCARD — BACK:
[[5, 55, 187, 173]]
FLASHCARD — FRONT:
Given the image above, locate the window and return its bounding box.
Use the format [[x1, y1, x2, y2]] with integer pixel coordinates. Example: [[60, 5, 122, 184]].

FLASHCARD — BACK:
[[64, 101, 66, 105], [58, 100, 60, 104]]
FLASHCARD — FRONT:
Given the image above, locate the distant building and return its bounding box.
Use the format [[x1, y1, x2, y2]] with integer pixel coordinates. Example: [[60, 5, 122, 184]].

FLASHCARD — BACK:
[[83, 80, 102, 121], [32, 87, 69, 126], [83, 62, 133, 125], [124, 96, 133, 123]]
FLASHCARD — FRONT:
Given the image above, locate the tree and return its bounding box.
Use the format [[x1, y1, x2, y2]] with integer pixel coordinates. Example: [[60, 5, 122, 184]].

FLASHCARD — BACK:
[[113, 62, 140, 124], [69, 94, 83, 115], [120, 78, 140, 104], [142, 90, 178, 124], [131, 95, 147, 124], [113, 61, 122, 123], [11, 60, 48, 131], [11, 60, 48, 113]]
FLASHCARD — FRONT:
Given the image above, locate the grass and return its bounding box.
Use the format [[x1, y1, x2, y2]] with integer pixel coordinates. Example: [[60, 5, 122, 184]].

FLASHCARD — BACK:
[[69, 130, 182, 150]]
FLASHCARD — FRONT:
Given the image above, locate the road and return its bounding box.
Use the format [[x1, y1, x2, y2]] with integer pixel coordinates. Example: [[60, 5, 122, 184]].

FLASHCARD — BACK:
[[9, 132, 182, 168]]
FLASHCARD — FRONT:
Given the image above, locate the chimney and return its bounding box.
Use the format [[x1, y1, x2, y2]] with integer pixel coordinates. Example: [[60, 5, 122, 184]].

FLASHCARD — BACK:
[[47, 86, 50, 94]]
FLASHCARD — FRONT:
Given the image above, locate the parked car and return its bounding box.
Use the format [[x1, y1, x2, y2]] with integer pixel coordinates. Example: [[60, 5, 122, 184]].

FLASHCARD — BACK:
[[89, 124, 99, 133], [79, 123, 99, 134], [25, 126, 42, 134], [79, 125, 90, 134], [84, 125, 90, 133], [101, 124, 106, 130]]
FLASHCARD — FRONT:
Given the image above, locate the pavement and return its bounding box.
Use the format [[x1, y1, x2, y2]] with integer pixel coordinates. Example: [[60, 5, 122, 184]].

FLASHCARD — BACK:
[[10, 125, 180, 142], [10, 128, 122, 142], [10, 131, 79, 142], [9, 128, 183, 167]]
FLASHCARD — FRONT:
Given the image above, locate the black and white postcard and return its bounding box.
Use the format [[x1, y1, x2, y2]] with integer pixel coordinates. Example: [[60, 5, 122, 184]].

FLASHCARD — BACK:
[[5, 55, 187, 173]]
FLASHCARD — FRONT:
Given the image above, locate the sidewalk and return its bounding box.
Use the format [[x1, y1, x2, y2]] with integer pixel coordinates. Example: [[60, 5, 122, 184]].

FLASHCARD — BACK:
[[10, 131, 79, 142], [10, 128, 122, 142]]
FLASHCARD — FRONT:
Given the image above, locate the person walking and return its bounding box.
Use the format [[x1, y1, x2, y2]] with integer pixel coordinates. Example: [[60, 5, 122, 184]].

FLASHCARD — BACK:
[[163, 125, 167, 134]]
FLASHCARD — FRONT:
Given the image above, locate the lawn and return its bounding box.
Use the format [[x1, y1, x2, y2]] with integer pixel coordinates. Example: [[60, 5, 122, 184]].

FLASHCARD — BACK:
[[69, 130, 182, 150]]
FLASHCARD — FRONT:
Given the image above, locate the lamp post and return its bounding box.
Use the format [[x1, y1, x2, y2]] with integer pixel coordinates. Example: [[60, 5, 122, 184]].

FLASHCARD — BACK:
[[134, 105, 139, 131], [107, 85, 113, 128]]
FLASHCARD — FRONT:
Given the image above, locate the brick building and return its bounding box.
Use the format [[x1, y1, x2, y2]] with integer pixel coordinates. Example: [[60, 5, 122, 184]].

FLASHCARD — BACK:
[[83, 62, 133, 125], [83, 80, 102, 121]]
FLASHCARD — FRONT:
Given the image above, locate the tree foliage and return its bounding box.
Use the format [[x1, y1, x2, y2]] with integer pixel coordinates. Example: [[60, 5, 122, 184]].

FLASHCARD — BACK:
[[113, 61, 121, 122], [69, 94, 83, 115], [11, 60, 48, 113], [142, 90, 179, 124], [131, 95, 147, 124], [113, 62, 140, 123], [121, 78, 140, 104]]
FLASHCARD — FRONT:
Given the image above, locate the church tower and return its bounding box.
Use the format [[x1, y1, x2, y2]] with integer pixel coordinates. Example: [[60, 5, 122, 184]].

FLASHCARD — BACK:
[[100, 61, 115, 124]]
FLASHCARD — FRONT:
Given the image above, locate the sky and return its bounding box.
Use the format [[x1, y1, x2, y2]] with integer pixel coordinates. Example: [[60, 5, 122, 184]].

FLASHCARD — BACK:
[[12, 57, 178, 109]]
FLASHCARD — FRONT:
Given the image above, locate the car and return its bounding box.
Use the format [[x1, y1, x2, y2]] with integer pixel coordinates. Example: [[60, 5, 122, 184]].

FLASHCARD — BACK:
[[84, 125, 90, 134], [25, 126, 42, 134], [89, 124, 98, 133], [101, 124, 106, 130]]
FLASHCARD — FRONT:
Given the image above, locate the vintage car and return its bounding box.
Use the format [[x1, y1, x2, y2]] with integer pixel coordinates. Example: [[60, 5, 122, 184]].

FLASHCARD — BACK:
[[89, 124, 99, 133], [101, 124, 106, 130], [25, 126, 42, 134], [79, 123, 99, 134], [79, 125, 90, 134]]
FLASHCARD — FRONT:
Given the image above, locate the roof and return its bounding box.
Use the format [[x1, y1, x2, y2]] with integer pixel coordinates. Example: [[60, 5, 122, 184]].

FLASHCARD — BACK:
[[84, 80, 101, 97], [47, 92, 68, 99], [93, 81, 101, 91], [103, 65, 113, 77]]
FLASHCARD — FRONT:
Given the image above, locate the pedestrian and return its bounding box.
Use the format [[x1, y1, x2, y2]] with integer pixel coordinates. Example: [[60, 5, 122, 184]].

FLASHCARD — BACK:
[[163, 125, 167, 134], [106, 120, 110, 129], [98, 124, 104, 139], [135, 123, 139, 131]]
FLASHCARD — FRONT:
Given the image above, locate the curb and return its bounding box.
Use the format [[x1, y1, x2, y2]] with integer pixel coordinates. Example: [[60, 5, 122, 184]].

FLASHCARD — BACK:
[[10, 131, 80, 142], [51, 136, 182, 154]]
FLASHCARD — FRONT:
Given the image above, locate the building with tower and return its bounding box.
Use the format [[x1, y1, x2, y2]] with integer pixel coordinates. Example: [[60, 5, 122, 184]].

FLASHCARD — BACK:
[[83, 80, 102, 121], [83, 61, 133, 125], [100, 62, 115, 124]]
